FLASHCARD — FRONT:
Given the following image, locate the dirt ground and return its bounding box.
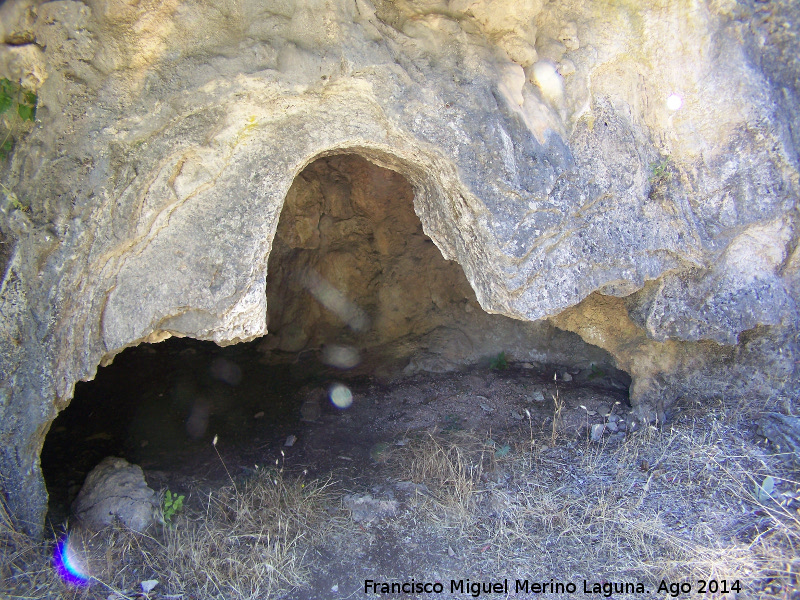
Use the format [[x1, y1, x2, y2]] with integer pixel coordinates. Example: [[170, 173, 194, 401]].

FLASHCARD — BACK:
[[3, 338, 800, 599]]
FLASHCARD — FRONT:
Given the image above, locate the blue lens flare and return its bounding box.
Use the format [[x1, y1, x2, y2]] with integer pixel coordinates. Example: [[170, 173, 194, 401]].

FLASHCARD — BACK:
[[53, 534, 91, 586]]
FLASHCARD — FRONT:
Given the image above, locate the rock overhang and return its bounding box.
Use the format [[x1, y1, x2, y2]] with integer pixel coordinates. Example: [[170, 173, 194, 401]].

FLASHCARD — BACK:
[[0, 0, 797, 536]]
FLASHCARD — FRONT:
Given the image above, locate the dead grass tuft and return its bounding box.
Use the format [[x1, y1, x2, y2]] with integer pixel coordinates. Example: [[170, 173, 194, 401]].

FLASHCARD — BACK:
[[393, 430, 489, 528], [0, 469, 338, 599], [390, 404, 800, 598]]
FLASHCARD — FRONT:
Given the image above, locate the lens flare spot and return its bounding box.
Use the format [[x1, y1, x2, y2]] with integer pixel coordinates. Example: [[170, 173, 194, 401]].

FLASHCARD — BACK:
[[666, 93, 683, 111], [53, 534, 91, 586], [302, 269, 370, 332], [329, 383, 353, 409], [321, 344, 361, 369], [210, 357, 242, 385], [186, 397, 211, 439]]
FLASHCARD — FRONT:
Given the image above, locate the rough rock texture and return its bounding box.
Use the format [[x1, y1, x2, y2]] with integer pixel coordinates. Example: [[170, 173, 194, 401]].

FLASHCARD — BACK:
[[71, 457, 158, 532], [265, 154, 621, 375], [0, 0, 797, 535]]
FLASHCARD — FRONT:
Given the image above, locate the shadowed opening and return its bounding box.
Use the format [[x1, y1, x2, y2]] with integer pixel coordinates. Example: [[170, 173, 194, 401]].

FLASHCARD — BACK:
[[40, 154, 630, 526]]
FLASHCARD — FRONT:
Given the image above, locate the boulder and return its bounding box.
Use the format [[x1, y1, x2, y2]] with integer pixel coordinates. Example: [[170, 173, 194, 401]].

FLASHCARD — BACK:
[[71, 457, 158, 532]]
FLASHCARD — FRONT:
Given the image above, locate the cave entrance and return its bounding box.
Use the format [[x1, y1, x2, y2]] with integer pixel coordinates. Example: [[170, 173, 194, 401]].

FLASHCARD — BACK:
[[41, 154, 630, 527]]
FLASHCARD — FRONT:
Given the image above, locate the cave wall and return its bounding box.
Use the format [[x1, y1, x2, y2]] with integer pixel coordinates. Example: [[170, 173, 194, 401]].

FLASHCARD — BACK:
[[264, 154, 621, 375], [0, 0, 798, 535]]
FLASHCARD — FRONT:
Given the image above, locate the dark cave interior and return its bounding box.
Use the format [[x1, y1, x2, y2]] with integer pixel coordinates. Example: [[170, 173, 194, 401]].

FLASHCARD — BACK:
[[40, 155, 631, 527]]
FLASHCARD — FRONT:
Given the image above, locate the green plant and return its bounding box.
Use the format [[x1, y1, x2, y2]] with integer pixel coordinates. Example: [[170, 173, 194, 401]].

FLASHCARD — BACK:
[[648, 156, 672, 185], [0, 78, 37, 160], [0, 182, 28, 212], [162, 490, 185, 526], [754, 475, 776, 504], [489, 351, 508, 371], [588, 363, 605, 380]]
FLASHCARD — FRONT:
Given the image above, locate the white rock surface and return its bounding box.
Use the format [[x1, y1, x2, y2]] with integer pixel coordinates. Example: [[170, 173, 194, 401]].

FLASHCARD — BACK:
[[71, 457, 158, 532]]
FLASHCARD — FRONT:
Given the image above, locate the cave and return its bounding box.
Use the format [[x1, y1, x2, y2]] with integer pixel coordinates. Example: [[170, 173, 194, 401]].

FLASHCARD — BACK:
[[40, 154, 630, 526], [2, 0, 797, 594]]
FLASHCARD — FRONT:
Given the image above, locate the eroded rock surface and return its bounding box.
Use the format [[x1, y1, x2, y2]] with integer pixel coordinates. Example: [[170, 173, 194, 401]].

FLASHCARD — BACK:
[[0, 0, 797, 535], [71, 457, 158, 532]]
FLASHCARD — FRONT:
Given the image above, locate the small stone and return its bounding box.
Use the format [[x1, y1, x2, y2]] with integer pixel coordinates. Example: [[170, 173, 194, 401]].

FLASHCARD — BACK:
[[331, 584, 339, 593], [608, 414, 619, 423], [253, 411, 265, 419], [530, 390, 545, 402], [521, 362, 535, 369], [596, 404, 611, 417], [480, 403, 494, 412], [561, 372, 573, 382], [141, 580, 159, 593], [590, 423, 605, 442], [284, 435, 297, 447], [511, 411, 523, 420], [606, 421, 618, 433], [447, 545, 455, 557]]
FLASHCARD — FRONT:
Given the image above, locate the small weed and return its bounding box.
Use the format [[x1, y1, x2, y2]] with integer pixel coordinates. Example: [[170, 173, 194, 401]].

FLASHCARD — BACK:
[[587, 363, 605, 380], [648, 156, 672, 185], [0, 79, 37, 122], [0, 182, 29, 212], [494, 444, 511, 458], [162, 490, 185, 526], [0, 78, 37, 161], [754, 475, 777, 504], [551, 372, 563, 445], [490, 351, 508, 371]]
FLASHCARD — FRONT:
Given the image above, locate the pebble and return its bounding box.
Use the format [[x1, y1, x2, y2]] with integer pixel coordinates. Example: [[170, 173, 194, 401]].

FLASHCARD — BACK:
[[606, 421, 618, 433], [596, 404, 611, 417], [284, 435, 297, 447], [253, 411, 265, 419], [511, 411, 524, 420], [530, 390, 545, 402], [141, 580, 159, 594], [591, 423, 605, 442], [561, 372, 573, 382]]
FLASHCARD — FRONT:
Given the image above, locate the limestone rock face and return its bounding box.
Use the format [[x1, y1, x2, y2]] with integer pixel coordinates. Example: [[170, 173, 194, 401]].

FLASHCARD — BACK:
[[0, 0, 797, 535]]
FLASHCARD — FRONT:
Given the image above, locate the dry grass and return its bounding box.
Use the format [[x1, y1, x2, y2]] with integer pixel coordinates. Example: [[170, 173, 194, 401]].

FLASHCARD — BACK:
[[0, 468, 338, 599], [392, 430, 490, 529], [391, 403, 800, 599], [3, 395, 798, 599]]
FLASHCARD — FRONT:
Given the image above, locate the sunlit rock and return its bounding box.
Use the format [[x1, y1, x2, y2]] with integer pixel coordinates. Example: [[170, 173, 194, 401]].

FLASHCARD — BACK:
[[0, 0, 797, 536]]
